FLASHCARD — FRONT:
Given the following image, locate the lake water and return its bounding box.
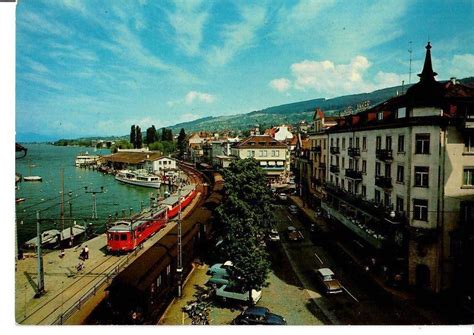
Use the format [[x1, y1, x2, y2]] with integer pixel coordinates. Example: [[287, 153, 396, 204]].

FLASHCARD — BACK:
[[15, 144, 171, 246]]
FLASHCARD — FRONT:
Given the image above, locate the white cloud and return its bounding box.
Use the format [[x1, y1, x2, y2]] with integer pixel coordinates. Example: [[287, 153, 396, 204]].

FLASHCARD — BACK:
[[273, 55, 409, 97], [207, 5, 267, 66], [443, 54, 474, 79], [185, 91, 215, 104], [167, 0, 209, 56], [269, 78, 291, 92], [167, 91, 215, 107]]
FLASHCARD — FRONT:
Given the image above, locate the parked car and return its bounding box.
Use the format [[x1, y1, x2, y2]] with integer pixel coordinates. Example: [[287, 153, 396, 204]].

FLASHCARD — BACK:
[[216, 284, 262, 304], [314, 268, 343, 294], [232, 306, 287, 325], [207, 273, 231, 287], [287, 226, 304, 242], [267, 228, 280, 242], [288, 205, 298, 214], [278, 193, 287, 201], [207, 260, 233, 276]]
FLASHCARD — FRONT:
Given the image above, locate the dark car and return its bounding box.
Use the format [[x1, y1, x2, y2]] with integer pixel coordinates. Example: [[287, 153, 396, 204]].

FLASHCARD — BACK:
[[232, 306, 287, 325]]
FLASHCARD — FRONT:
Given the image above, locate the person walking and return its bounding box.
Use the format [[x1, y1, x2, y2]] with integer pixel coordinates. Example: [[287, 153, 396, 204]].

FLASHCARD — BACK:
[[84, 245, 89, 260]]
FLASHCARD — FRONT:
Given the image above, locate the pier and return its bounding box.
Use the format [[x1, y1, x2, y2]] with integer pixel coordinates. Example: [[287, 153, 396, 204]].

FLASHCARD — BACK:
[[15, 164, 205, 325]]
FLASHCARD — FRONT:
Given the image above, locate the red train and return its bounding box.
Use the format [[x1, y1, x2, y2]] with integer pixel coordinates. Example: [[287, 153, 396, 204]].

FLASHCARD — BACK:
[[107, 184, 197, 253]]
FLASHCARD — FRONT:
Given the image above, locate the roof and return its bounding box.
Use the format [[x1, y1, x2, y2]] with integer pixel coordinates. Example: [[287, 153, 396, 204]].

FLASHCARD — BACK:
[[102, 152, 163, 164], [234, 135, 287, 149]]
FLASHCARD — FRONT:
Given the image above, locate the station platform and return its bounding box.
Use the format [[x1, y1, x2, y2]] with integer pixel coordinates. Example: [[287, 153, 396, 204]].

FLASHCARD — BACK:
[[15, 190, 202, 325]]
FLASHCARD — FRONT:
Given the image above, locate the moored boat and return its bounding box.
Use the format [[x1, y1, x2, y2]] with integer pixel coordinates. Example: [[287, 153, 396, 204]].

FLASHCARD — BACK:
[[75, 152, 100, 167], [115, 170, 161, 188], [23, 176, 42, 182]]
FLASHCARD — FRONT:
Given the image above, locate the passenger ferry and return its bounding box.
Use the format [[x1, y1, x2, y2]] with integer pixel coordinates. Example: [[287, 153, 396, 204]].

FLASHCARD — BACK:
[[75, 152, 100, 167], [107, 184, 196, 252], [115, 170, 161, 188]]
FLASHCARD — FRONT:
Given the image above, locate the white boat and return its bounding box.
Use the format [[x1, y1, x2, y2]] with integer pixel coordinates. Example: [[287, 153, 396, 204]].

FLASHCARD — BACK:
[[23, 176, 42, 182], [75, 152, 100, 167], [115, 170, 161, 188]]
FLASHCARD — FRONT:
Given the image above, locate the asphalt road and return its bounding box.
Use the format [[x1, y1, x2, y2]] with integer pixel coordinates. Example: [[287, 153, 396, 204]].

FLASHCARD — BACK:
[[274, 203, 442, 325]]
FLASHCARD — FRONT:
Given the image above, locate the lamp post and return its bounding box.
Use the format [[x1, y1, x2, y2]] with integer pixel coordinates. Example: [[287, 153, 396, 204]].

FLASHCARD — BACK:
[[176, 186, 183, 298], [35, 211, 45, 298], [85, 186, 104, 220]]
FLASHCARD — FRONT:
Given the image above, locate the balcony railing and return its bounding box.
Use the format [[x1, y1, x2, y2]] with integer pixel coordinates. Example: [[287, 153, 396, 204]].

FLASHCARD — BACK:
[[375, 176, 393, 189], [330, 165, 340, 173], [345, 168, 362, 180], [311, 146, 322, 154], [347, 147, 360, 157], [330, 146, 340, 155], [376, 149, 393, 161]]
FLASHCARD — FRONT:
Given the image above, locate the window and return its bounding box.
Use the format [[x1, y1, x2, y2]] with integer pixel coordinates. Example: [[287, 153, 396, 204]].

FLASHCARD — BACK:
[[247, 151, 252, 158], [463, 168, 474, 186], [362, 160, 367, 174], [166, 265, 171, 275], [342, 138, 346, 150], [384, 193, 391, 207], [323, 139, 326, 150], [415, 134, 430, 154], [263, 150, 268, 157], [356, 137, 360, 148], [375, 189, 381, 203], [361, 185, 367, 198], [349, 137, 353, 148], [336, 138, 340, 147], [386, 136, 392, 150], [385, 163, 391, 178], [157, 275, 162, 287], [397, 165, 404, 183], [121, 233, 127, 241], [348, 181, 353, 193], [376, 136, 382, 150], [398, 135, 405, 152], [362, 137, 367, 151], [271, 150, 275, 157], [331, 138, 334, 147], [375, 162, 381, 176], [413, 199, 428, 221], [465, 135, 474, 153], [377, 112, 384, 120], [259, 150, 264, 157], [397, 107, 406, 118], [275, 151, 280, 157], [414, 166, 429, 187], [396, 196, 404, 212], [342, 157, 345, 169]]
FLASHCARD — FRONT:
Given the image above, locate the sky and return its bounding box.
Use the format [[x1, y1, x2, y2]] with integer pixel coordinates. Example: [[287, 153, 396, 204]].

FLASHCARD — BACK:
[[14, 0, 474, 140]]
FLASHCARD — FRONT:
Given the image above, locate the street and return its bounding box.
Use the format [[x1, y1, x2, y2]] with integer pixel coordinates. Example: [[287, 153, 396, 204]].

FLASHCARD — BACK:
[[273, 203, 443, 325]]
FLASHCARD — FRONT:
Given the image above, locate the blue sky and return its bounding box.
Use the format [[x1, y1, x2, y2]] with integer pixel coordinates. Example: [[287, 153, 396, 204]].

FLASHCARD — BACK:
[[15, 0, 474, 139]]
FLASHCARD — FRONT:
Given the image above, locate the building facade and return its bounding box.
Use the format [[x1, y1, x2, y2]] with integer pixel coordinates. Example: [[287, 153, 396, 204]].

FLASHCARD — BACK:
[[322, 43, 474, 293], [231, 135, 289, 183]]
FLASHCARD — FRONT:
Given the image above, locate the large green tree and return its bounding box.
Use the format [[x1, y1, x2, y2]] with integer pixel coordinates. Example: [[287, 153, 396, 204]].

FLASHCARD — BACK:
[[136, 126, 142, 148], [130, 125, 136, 147], [215, 159, 274, 304]]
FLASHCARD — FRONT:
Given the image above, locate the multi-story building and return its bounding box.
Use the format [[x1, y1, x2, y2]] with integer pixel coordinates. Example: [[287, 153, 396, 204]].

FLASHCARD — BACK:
[[309, 109, 340, 198], [322, 43, 474, 293], [293, 134, 312, 205], [231, 135, 289, 183]]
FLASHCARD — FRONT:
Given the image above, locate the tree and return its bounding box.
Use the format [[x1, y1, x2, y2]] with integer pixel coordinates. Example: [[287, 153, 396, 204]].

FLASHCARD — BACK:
[[161, 128, 173, 142], [136, 126, 142, 148], [146, 126, 157, 144], [177, 128, 187, 159], [130, 125, 136, 147], [215, 159, 275, 304]]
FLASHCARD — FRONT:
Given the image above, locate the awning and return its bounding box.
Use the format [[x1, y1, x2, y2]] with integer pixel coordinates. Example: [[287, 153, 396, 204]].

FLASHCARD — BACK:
[[277, 161, 284, 166], [260, 161, 267, 166], [268, 161, 276, 166]]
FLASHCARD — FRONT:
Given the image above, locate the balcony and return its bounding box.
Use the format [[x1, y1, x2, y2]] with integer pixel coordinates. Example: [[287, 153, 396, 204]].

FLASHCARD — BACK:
[[375, 176, 393, 189], [409, 226, 438, 243], [347, 147, 360, 157], [311, 146, 322, 154], [345, 168, 362, 180], [319, 162, 326, 169], [330, 146, 340, 155], [330, 165, 340, 174], [376, 149, 393, 162]]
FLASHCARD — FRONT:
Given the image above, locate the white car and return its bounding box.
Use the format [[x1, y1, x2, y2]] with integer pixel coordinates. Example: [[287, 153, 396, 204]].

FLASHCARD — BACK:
[[268, 228, 280, 242], [216, 284, 262, 304], [278, 193, 287, 201]]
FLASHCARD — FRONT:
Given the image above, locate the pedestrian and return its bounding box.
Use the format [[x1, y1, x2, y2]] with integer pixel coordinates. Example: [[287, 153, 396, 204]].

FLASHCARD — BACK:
[[80, 247, 85, 260], [59, 249, 65, 259], [84, 245, 89, 260]]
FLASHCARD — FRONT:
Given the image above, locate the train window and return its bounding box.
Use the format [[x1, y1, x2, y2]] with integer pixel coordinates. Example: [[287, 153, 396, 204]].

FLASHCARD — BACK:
[[156, 275, 162, 287], [121, 234, 127, 240], [114, 234, 119, 241]]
